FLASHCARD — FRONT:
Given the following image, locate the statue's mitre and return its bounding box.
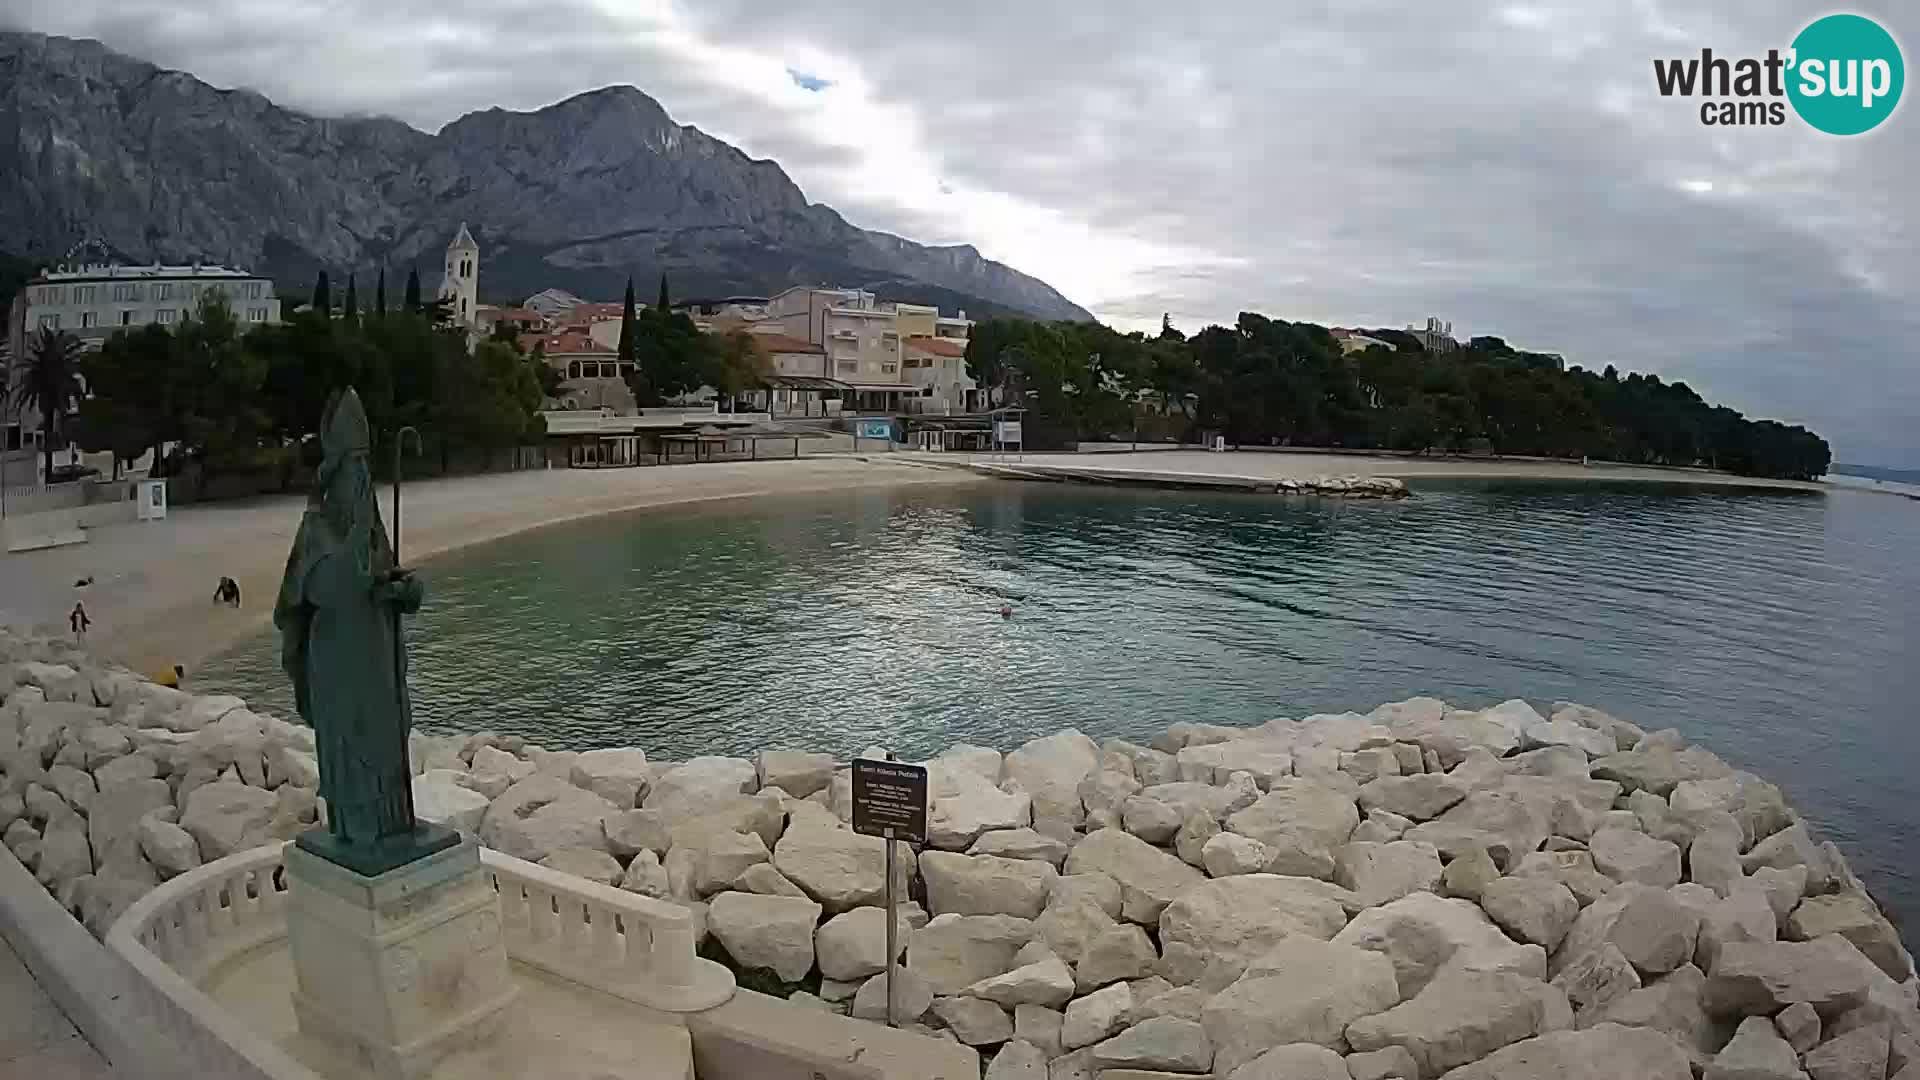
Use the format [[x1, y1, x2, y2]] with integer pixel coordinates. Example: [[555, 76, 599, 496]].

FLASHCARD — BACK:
[[321, 387, 372, 457]]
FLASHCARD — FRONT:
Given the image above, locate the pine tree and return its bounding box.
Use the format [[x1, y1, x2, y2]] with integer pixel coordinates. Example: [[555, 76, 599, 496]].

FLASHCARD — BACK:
[[655, 272, 670, 313], [343, 272, 359, 323], [404, 268, 421, 312], [618, 277, 637, 370], [375, 267, 387, 317], [312, 271, 332, 316]]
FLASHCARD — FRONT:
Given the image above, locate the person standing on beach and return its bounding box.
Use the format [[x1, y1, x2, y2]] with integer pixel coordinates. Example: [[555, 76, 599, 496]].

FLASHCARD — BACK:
[[69, 601, 91, 641]]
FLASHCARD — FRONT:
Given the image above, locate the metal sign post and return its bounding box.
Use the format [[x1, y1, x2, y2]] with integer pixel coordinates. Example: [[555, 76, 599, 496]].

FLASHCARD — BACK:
[[851, 755, 928, 1030]]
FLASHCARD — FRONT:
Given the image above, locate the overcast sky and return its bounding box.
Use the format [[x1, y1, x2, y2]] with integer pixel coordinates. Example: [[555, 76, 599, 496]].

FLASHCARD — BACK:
[[8, 0, 1917, 465]]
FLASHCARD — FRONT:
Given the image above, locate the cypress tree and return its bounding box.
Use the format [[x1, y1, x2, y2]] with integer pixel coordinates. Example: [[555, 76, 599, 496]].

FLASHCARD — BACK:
[[343, 272, 358, 323], [312, 271, 331, 316], [655, 272, 669, 313], [618, 277, 637, 370], [375, 266, 387, 317], [404, 268, 421, 312]]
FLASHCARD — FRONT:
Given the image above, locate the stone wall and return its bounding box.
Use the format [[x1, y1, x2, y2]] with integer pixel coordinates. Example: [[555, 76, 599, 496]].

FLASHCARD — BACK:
[[3, 625, 1916, 1080]]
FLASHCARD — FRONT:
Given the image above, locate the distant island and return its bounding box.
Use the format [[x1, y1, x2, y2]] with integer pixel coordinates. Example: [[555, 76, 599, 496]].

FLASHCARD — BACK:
[[966, 314, 1831, 482]]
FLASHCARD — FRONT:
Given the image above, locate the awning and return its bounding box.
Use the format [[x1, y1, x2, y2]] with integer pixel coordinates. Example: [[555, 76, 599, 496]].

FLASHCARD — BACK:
[[844, 383, 915, 392], [766, 375, 849, 391]]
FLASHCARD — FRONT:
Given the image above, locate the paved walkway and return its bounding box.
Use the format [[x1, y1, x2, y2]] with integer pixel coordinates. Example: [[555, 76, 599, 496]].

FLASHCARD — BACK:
[[0, 935, 112, 1078]]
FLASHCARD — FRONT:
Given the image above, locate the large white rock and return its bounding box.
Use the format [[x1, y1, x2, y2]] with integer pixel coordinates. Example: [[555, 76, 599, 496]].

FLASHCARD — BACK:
[[1590, 828, 1683, 888], [1438, 1022, 1695, 1080], [1225, 779, 1359, 879], [1060, 981, 1132, 1050], [179, 781, 278, 861], [984, 1040, 1048, 1080], [641, 756, 757, 817], [1202, 833, 1275, 878], [1345, 969, 1573, 1078], [538, 847, 623, 886], [772, 816, 912, 912], [1523, 718, 1618, 758], [707, 891, 821, 982], [1120, 796, 1183, 843], [756, 750, 836, 798], [1403, 789, 1550, 870], [618, 850, 670, 898], [908, 913, 1033, 996], [1513, 849, 1617, 907], [35, 810, 92, 886], [1175, 739, 1293, 789], [920, 851, 1058, 918], [673, 826, 772, 896], [1200, 936, 1399, 1071], [1591, 742, 1733, 799], [926, 767, 1033, 850], [1550, 942, 1642, 1018], [1607, 888, 1703, 975], [1086, 1016, 1213, 1073], [1480, 875, 1579, 950], [1034, 888, 1121, 967], [1075, 924, 1158, 991], [602, 808, 673, 858], [1333, 840, 1444, 908], [1331, 890, 1546, 999], [87, 778, 172, 867], [568, 748, 651, 807], [1063, 829, 1206, 924], [815, 906, 908, 982], [1802, 1022, 1890, 1080], [138, 815, 201, 879], [479, 775, 618, 862], [960, 952, 1075, 1008], [970, 828, 1070, 868], [1223, 1043, 1351, 1080], [1705, 1015, 1808, 1080], [1004, 730, 1100, 830], [851, 966, 933, 1023], [1157, 874, 1351, 989], [931, 995, 1013, 1046], [411, 772, 489, 833], [1589, 963, 1717, 1065], [1705, 937, 1874, 1020], [1787, 892, 1912, 982]]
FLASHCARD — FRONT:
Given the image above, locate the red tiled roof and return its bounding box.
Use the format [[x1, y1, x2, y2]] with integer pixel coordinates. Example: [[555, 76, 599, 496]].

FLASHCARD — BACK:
[[906, 337, 967, 358], [571, 302, 625, 320]]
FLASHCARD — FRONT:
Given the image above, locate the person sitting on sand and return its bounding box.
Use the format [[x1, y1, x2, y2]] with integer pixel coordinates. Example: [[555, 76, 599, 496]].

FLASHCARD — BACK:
[[214, 576, 242, 607]]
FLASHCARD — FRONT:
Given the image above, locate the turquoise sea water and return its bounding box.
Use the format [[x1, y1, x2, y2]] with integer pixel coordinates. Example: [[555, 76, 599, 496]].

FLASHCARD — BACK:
[[202, 480, 1920, 924]]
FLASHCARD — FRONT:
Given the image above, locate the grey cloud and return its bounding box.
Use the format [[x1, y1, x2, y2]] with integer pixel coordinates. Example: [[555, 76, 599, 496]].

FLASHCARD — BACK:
[[6, 0, 1917, 463]]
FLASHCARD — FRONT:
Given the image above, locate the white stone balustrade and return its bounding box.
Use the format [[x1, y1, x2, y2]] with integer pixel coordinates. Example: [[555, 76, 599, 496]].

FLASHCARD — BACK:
[[107, 841, 736, 1080]]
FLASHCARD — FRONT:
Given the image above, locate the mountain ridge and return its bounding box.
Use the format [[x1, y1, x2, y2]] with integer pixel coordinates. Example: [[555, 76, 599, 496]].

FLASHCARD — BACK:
[[0, 31, 1091, 319]]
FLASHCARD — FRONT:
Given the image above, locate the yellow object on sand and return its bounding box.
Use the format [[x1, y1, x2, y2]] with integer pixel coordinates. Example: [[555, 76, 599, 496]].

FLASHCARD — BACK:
[[150, 666, 182, 688]]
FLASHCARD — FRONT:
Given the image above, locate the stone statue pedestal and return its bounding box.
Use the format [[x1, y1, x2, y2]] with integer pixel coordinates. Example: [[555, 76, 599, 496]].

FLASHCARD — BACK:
[[285, 835, 518, 1080]]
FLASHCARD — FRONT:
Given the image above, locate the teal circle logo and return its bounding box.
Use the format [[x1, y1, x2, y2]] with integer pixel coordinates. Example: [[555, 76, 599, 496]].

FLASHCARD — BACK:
[[1787, 14, 1904, 135]]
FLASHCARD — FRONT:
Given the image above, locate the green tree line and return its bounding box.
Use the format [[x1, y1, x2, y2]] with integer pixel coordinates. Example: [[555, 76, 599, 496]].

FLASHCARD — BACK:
[[67, 282, 548, 489], [616, 274, 770, 410], [964, 312, 1830, 480]]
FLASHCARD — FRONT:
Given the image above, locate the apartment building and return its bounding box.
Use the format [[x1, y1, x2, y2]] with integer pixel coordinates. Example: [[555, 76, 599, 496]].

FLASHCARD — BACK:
[[760, 286, 973, 412]]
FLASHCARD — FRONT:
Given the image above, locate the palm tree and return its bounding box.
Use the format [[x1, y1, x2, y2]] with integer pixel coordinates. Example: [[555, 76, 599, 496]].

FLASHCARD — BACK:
[[8, 327, 86, 483]]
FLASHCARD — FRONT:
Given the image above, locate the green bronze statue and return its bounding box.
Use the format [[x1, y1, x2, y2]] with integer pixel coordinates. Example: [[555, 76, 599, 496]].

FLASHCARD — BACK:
[[274, 387, 456, 876]]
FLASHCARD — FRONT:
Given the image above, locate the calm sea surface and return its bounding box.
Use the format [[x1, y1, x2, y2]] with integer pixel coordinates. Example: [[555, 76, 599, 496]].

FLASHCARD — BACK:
[[202, 480, 1920, 924]]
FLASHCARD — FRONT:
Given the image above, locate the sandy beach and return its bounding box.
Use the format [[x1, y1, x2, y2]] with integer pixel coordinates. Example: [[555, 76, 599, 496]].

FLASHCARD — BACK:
[[1, 448, 1828, 675], [0, 456, 981, 675], [946, 448, 1828, 491]]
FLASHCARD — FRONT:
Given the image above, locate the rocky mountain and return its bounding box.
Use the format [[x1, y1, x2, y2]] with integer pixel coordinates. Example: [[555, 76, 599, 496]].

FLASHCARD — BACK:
[[0, 31, 1091, 320]]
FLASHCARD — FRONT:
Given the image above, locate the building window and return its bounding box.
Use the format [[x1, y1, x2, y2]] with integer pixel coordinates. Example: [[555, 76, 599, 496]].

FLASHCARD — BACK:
[[155, 282, 173, 301], [37, 314, 59, 329], [881, 361, 898, 375], [119, 311, 134, 326], [248, 307, 267, 322], [74, 285, 97, 304], [157, 309, 175, 325], [40, 286, 63, 304], [112, 283, 140, 302], [568, 361, 582, 379], [246, 282, 263, 300], [79, 311, 98, 329], [4, 424, 19, 452]]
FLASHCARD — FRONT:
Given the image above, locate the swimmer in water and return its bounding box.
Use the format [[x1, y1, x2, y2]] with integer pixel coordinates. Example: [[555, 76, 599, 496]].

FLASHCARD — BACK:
[[999, 604, 1014, 619]]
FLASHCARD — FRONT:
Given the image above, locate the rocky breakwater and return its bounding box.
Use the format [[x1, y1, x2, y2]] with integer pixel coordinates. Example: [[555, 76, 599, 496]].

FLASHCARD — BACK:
[[3, 627, 1916, 1080]]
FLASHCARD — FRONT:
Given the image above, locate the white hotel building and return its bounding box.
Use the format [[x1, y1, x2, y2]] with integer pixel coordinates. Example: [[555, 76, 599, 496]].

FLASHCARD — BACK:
[[4, 262, 282, 476]]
